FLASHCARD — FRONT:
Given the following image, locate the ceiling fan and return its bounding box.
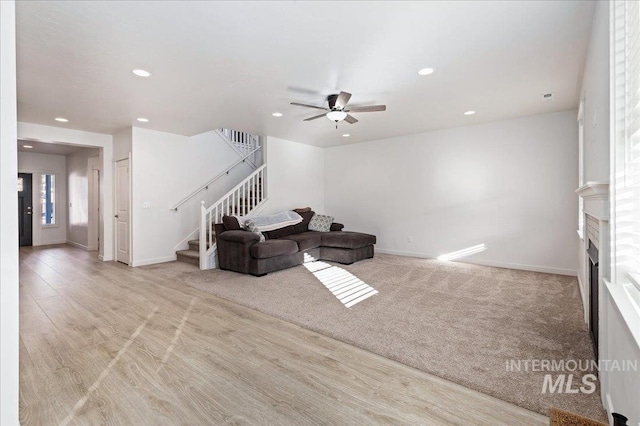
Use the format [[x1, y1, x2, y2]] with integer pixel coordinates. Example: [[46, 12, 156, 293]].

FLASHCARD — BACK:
[[291, 91, 386, 128]]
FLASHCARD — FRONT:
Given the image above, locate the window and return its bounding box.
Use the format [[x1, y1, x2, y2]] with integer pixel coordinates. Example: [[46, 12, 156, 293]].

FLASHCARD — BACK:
[[612, 0, 640, 292], [40, 174, 56, 225]]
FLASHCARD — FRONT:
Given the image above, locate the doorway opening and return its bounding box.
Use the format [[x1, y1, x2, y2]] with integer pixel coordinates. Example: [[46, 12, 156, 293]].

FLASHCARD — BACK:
[[18, 172, 33, 246]]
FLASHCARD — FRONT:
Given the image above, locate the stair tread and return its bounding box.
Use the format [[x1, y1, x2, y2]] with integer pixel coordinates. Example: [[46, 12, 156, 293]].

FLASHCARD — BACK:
[[176, 250, 200, 258], [188, 239, 216, 245]]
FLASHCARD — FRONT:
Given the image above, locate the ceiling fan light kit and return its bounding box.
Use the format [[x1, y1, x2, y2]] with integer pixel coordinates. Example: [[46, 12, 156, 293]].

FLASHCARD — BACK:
[[326, 111, 347, 122], [290, 91, 387, 129]]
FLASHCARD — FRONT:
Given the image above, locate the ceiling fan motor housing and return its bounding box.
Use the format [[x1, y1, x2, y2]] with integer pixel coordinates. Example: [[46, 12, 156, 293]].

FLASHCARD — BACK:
[[327, 94, 339, 110]]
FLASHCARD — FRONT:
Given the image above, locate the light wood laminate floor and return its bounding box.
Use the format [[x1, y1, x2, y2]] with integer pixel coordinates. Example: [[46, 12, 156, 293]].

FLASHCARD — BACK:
[[19, 245, 548, 425]]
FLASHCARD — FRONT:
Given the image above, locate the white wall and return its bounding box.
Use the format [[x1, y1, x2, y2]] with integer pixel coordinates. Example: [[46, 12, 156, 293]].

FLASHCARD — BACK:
[[17, 122, 114, 260], [0, 1, 19, 424], [581, 0, 610, 184], [325, 110, 579, 275], [130, 128, 253, 266], [66, 148, 100, 249], [113, 127, 132, 161], [18, 152, 68, 246], [264, 136, 325, 214]]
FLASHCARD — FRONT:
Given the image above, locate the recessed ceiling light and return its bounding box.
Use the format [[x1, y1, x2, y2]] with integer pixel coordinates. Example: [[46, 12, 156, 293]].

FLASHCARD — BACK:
[[342, 134, 350, 137], [54, 117, 68, 122], [464, 110, 476, 116], [23, 145, 33, 149], [418, 68, 434, 76], [272, 112, 283, 117], [136, 117, 149, 122], [132, 69, 151, 77]]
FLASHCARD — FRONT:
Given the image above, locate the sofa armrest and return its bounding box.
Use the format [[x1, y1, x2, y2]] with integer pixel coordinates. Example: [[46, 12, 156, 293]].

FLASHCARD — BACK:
[[218, 230, 260, 243], [330, 222, 344, 231], [216, 230, 260, 274]]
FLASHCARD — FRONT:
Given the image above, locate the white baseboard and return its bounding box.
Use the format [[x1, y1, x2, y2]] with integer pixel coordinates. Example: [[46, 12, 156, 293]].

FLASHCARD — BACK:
[[131, 255, 177, 267], [34, 239, 67, 247], [66, 240, 89, 251], [375, 248, 437, 259], [375, 248, 578, 276]]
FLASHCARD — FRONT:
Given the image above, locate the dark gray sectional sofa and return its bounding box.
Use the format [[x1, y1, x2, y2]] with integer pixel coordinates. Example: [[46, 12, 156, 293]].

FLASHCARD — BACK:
[[215, 210, 376, 276]]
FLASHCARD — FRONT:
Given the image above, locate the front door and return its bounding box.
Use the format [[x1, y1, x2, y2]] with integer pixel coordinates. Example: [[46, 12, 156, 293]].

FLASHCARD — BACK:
[[115, 159, 130, 264], [18, 173, 33, 246]]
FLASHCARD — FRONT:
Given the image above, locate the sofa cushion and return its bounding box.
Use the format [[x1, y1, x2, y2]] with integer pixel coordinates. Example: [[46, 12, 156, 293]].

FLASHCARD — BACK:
[[293, 210, 315, 233], [330, 222, 344, 231], [222, 215, 242, 231], [320, 231, 376, 249], [250, 240, 299, 259], [309, 214, 334, 232], [280, 232, 322, 251]]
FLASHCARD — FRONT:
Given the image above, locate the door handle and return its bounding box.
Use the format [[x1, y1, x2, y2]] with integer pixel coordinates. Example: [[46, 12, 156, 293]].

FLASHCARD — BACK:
[[115, 214, 119, 218]]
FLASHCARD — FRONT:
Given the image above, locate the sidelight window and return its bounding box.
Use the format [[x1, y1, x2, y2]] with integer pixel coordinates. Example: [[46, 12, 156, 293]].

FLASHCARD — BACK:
[[40, 174, 56, 225]]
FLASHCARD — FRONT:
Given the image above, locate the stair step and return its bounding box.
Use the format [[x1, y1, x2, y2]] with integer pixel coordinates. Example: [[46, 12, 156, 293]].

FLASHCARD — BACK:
[[188, 238, 215, 251], [176, 250, 200, 266]]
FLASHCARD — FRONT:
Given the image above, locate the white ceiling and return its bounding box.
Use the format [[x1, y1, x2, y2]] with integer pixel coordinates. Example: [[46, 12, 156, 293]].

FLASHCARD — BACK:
[[17, 140, 98, 156], [16, 1, 595, 147]]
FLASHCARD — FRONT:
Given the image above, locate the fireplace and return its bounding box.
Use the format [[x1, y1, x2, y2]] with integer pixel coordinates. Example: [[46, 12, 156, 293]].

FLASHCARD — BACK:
[[587, 239, 599, 359], [576, 181, 609, 362]]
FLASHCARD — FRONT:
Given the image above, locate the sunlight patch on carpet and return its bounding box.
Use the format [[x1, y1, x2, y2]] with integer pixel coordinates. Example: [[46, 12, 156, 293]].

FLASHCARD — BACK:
[[303, 253, 378, 307]]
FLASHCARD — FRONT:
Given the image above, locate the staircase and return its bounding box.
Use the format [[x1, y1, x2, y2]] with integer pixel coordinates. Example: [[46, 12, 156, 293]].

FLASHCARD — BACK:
[[176, 239, 212, 266], [173, 128, 266, 269], [217, 128, 261, 168]]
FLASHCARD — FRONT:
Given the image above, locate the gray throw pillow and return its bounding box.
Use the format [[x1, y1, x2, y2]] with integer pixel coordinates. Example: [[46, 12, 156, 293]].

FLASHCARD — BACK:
[[308, 214, 334, 232], [244, 219, 265, 242]]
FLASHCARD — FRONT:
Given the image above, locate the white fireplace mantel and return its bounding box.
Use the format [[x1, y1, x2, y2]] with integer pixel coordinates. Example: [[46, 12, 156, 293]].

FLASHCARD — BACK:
[[576, 181, 610, 221], [576, 181, 609, 200]]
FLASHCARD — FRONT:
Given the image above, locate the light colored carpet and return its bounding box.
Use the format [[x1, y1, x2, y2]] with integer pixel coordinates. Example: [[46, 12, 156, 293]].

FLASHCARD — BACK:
[[142, 253, 607, 420]]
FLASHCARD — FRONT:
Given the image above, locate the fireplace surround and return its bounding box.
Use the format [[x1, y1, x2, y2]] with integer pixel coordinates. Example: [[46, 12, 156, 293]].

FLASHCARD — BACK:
[[575, 181, 609, 359]]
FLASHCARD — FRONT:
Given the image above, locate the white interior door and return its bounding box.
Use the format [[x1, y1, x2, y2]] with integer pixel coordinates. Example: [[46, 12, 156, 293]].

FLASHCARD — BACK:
[[115, 159, 130, 264]]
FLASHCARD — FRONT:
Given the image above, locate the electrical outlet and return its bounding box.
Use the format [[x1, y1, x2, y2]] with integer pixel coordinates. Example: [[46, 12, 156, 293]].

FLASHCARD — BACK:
[[407, 236, 413, 243]]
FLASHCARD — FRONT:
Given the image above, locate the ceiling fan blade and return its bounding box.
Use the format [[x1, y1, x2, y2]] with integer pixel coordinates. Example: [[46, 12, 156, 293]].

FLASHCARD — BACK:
[[303, 113, 327, 121], [291, 102, 329, 111], [334, 91, 352, 109], [344, 114, 358, 124], [346, 105, 386, 113]]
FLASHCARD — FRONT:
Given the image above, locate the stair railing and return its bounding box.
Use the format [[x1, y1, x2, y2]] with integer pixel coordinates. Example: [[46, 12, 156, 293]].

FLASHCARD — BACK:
[[170, 146, 262, 212], [219, 128, 260, 157], [199, 164, 267, 269]]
